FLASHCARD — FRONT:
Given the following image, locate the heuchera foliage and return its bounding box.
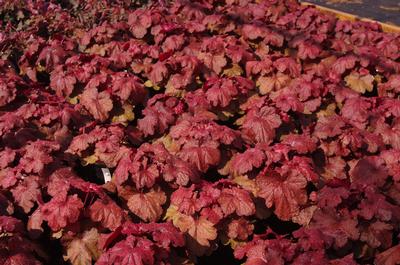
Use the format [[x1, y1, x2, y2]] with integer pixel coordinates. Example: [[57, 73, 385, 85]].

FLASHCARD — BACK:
[[0, 0, 400, 264]]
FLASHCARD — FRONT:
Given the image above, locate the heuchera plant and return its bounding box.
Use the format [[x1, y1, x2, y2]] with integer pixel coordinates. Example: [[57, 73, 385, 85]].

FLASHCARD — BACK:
[[1, 0, 400, 264]]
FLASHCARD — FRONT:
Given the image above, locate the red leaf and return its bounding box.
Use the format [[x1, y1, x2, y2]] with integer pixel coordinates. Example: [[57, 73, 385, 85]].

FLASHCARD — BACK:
[[296, 40, 321, 60], [0, 216, 24, 233], [113, 151, 135, 186], [341, 97, 372, 129], [360, 221, 393, 249], [80, 88, 113, 122], [170, 185, 197, 215], [230, 148, 265, 175], [356, 188, 400, 222], [128, 11, 152, 39], [330, 55, 358, 79], [163, 157, 200, 186], [234, 235, 297, 265], [127, 189, 166, 222], [351, 156, 388, 189], [162, 34, 185, 52], [310, 209, 359, 248], [138, 95, 179, 137], [256, 169, 308, 221], [227, 218, 254, 241], [281, 134, 317, 154], [41, 194, 84, 231], [121, 222, 185, 248], [204, 77, 238, 108], [0, 148, 16, 169], [317, 186, 349, 208], [148, 62, 169, 84], [241, 105, 282, 145], [0, 78, 16, 107], [19, 140, 60, 174], [313, 115, 346, 139], [46, 167, 75, 199], [217, 187, 255, 217], [179, 141, 221, 172], [111, 72, 146, 104], [89, 199, 124, 230], [158, 51, 174, 63], [274, 57, 301, 77], [11, 176, 41, 213], [375, 244, 400, 265], [1, 253, 42, 265], [97, 235, 155, 265], [50, 66, 76, 97]]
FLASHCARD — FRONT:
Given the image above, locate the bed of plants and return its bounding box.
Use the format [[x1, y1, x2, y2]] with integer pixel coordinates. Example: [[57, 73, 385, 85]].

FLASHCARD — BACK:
[[1, 0, 400, 264]]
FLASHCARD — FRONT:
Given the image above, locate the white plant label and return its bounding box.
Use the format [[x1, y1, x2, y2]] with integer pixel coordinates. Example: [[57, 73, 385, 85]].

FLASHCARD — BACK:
[[101, 168, 112, 183]]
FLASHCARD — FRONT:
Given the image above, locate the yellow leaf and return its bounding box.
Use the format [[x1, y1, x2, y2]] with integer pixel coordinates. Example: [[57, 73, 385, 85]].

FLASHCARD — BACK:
[[85, 44, 107, 56], [223, 64, 243, 77], [17, 10, 25, 20], [36, 63, 46, 72], [52, 229, 63, 239], [131, 61, 145, 74], [155, 135, 180, 154], [195, 76, 203, 85], [82, 154, 98, 166], [345, 72, 374, 94], [222, 238, 246, 249], [111, 104, 135, 125], [144, 79, 160, 90], [144, 80, 153, 87], [374, 74, 383, 84], [164, 205, 179, 221], [217, 110, 235, 121], [234, 115, 246, 126], [218, 159, 231, 176], [256, 76, 274, 95], [317, 103, 337, 118], [165, 84, 185, 97], [257, 73, 290, 95], [233, 175, 259, 196], [165, 205, 194, 233], [188, 217, 217, 247], [68, 96, 79, 105], [207, 23, 217, 32]]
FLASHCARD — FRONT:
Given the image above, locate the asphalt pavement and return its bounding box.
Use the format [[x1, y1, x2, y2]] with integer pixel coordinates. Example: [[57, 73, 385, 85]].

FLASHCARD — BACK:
[[302, 0, 400, 26]]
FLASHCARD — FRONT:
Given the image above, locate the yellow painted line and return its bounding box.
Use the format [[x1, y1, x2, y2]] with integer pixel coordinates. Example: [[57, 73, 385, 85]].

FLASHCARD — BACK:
[[301, 1, 400, 33]]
